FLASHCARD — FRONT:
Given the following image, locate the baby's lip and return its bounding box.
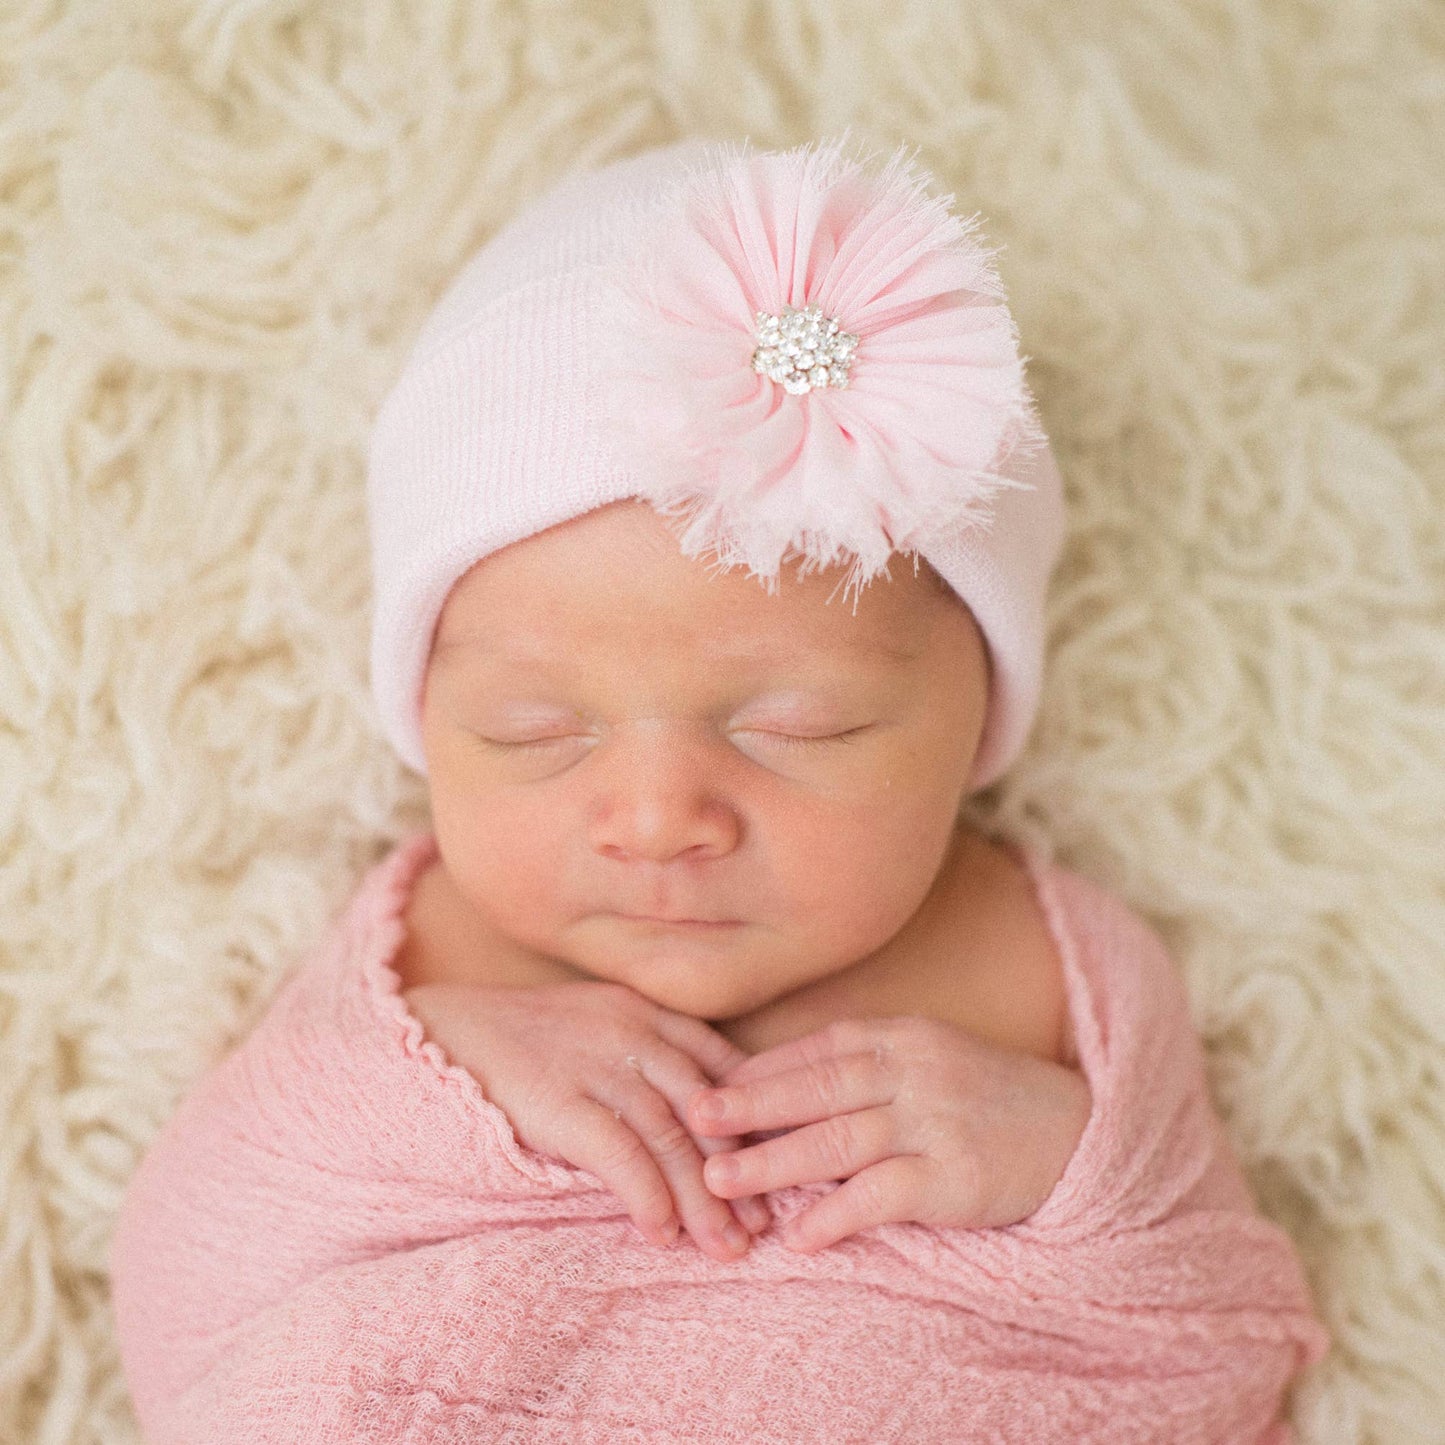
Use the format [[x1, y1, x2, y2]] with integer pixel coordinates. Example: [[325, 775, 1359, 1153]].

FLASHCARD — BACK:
[[614, 913, 741, 929]]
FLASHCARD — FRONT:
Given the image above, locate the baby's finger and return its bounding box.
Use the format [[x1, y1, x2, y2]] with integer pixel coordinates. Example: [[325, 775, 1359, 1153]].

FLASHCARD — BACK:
[[702, 1105, 897, 1199], [779, 1154, 926, 1254], [566, 1097, 682, 1248], [626, 1043, 771, 1234], [711, 1017, 899, 1088], [593, 1079, 753, 1262], [650, 1006, 757, 1087], [689, 1048, 893, 1138], [734, 1194, 772, 1233]]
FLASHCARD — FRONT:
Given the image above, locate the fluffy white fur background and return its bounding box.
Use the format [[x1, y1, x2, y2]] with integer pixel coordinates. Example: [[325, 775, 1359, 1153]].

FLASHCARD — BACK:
[[1, 1, 1441, 1440]]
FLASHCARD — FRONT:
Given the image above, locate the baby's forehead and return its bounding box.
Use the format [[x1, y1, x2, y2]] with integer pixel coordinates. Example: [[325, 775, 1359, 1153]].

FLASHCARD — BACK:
[[433, 503, 960, 674], [430, 571, 948, 686], [585, 611, 926, 668]]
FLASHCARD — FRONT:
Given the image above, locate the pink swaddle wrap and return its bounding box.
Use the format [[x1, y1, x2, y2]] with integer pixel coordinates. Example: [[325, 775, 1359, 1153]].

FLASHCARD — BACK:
[[109, 833, 1329, 1443]]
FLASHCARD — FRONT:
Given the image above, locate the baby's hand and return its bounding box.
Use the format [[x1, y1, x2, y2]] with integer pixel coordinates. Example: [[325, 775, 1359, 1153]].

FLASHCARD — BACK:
[[687, 1016, 1092, 1252], [401, 980, 771, 1261]]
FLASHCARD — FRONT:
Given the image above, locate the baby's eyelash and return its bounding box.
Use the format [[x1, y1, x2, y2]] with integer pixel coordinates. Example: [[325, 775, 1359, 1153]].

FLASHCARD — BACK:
[[478, 727, 869, 752], [479, 735, 574, 749], [755, 727, 865, 749]]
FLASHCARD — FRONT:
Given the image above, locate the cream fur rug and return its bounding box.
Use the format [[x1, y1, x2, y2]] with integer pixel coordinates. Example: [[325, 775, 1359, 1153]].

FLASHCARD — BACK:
[[2, 2, 1441, 1440]]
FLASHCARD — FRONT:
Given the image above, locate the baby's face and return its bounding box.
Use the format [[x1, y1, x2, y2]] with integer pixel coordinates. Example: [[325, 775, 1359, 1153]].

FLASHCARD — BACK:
[[419, 498, 989, 1021]]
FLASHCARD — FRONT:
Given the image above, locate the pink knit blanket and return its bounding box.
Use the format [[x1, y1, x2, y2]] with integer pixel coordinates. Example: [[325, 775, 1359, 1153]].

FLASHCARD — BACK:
[[110, 833, 1329, 1443]]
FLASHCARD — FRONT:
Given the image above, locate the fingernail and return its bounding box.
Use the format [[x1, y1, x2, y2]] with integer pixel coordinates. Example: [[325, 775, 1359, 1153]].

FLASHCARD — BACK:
[[723, 1221, 749, 1253], [695, 1091, 728, 1122], [706, 1154, 739, 1188], [658, 1218, 680, 1247]]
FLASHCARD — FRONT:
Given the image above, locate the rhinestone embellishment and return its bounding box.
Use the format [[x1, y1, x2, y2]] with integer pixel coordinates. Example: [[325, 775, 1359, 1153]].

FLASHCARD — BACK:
[[751, 302, 859, 394]]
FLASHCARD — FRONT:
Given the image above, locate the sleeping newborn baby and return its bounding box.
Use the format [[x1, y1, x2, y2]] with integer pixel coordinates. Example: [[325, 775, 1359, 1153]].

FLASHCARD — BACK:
[[109, 135, 1329, 1443], [395, 493, 1084, 1263]]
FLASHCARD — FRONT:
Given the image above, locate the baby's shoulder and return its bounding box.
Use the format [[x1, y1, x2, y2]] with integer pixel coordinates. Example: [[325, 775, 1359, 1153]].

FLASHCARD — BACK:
[[390, 855, 458, 992], [940, 829, 1080, 1068], [391, 852, 577, 994]]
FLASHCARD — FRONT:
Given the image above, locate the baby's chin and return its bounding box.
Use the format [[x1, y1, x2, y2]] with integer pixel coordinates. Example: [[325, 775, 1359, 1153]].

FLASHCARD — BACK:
[[615, 967, 782, 1025], [567, 925, 819, 1022]]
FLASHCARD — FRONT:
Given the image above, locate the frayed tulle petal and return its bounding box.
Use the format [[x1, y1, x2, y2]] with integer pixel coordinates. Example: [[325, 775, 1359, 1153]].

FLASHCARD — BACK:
[[595, 133, 1044, 587]]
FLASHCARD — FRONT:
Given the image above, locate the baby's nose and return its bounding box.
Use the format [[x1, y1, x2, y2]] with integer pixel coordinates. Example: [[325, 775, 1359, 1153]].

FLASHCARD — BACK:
[[586, 722, 740, 864]]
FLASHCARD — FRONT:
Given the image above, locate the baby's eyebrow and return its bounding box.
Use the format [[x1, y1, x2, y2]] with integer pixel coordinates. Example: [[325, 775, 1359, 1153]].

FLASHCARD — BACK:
[[716, 636, 924, 666], [433, 633, 923, 667]]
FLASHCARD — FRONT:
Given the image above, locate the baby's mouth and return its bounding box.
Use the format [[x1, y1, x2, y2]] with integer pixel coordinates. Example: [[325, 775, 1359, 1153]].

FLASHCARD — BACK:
[[612, 913, 742, 930]]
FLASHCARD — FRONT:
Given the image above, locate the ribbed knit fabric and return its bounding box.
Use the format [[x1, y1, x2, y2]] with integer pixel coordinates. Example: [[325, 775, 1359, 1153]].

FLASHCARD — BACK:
[[109, 835, 1329, 1443]]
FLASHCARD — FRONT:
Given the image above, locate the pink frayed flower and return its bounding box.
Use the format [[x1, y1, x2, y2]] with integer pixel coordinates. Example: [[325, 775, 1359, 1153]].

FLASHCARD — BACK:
[[595, 132, 1047, 600]]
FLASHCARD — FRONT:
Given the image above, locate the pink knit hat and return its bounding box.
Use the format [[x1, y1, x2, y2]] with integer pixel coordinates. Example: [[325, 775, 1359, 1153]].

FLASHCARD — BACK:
[[367, 133, 1065, 790]]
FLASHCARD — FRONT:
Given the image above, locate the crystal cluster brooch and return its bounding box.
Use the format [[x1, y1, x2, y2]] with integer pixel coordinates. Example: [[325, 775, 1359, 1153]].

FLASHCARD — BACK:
[[751, 302, 859, 394]]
